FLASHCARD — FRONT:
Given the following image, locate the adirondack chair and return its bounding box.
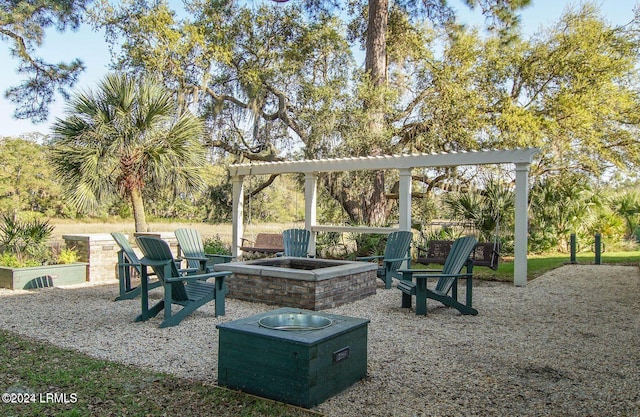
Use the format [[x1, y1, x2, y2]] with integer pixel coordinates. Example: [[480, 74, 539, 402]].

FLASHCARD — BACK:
[[135, 236, 231, 328], [280, 228, 311, 257], [356, 230, 413, 289], [174, 228, 235, 273], [397, 235, 478, 315], [111, 232, 162, 301]]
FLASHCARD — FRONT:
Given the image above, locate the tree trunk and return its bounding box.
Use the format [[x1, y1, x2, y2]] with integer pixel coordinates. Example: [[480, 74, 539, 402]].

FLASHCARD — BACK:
[[363, 0, 388, 226], [130, 187, 148, 232]]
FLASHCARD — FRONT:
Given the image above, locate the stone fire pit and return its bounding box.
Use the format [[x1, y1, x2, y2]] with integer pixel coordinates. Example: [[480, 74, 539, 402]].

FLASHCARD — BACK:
[[213, 257, 378, 310]]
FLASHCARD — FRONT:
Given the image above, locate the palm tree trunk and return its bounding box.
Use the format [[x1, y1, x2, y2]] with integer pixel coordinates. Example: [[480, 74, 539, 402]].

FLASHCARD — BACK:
[[130, 187, 148, 232]]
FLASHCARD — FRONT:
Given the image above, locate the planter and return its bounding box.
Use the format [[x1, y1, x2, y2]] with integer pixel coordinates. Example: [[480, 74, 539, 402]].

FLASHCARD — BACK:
[[0, 263, 89, 290]]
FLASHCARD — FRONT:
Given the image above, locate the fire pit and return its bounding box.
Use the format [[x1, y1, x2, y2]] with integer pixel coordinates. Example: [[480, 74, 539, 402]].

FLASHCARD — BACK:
[[217, 308, 369, 408], [214, 257, 378, 310]]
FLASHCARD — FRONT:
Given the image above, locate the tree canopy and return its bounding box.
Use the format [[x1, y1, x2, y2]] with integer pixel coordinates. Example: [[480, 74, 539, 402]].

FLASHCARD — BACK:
[[87, 1, 640, 226], [0, 0, 89, 122]]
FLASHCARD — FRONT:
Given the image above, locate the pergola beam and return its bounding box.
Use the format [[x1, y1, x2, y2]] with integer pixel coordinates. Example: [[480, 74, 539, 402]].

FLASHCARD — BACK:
[[229, 149, 539, 176]]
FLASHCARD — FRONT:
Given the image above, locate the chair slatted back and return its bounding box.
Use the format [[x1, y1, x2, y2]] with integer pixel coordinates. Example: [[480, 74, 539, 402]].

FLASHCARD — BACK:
[[111, 232, 141, 273], [175, 228, 206, 270], [136, 236, 189, 302], [385, 231, 414, 275], [434, 236, 478, 294], [282, 229, 311, 257]]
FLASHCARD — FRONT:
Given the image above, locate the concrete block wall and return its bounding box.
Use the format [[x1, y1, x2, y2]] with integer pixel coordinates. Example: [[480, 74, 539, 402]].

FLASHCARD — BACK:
[[63, 232, 180, 283], [62, 234, 119, 283]]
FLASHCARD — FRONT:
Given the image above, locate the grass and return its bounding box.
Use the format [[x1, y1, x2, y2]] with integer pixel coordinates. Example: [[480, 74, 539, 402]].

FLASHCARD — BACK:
[[0, 330, 320, 417], [473, 250, 640, 282]]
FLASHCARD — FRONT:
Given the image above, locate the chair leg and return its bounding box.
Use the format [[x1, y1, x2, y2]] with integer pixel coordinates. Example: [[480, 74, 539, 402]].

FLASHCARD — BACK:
[[401, 292, 412, 309], [415, 280, 428, 315], [214, 277, 226, 317], [465, 277, 473, 308]]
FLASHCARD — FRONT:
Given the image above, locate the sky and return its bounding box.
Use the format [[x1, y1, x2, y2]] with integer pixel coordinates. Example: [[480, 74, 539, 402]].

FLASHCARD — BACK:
[[0, 0, 638, 137]]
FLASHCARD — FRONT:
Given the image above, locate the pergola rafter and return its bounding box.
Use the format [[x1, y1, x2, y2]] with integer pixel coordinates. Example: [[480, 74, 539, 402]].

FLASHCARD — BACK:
[[229, 148, 539, 286]]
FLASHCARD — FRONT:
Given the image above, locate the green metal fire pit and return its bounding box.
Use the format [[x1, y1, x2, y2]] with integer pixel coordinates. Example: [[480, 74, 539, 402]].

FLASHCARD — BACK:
[[217, 307, 369, 408]]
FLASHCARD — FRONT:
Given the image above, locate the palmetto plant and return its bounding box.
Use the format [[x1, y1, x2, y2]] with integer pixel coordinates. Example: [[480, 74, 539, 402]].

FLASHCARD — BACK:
[[608, 191, 640, 241], [443, 179, 514, 243], [50, 73, 206, 232], [0, 213, 54, 265]]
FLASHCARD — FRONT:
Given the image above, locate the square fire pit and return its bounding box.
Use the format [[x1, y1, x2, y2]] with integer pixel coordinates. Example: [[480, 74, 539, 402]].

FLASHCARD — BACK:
[[217, 307, 369, 408], [214, 257, 378, 310]]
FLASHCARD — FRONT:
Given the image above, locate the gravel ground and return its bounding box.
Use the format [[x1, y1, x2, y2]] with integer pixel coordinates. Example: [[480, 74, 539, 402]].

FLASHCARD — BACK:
[[0, 264, 638, 416]]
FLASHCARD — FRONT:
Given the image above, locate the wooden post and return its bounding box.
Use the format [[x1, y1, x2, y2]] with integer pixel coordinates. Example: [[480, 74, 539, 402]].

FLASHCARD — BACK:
[[514, 163, 530, 287], [231, 175, 244, 258]]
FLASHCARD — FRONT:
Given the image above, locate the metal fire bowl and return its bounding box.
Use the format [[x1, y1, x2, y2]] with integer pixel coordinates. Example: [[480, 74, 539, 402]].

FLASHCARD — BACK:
[[258, 313, 334, 331]]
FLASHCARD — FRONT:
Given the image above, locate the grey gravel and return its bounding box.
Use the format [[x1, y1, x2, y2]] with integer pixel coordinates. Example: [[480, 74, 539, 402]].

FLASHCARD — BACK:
[[0, 264, 638, 416]]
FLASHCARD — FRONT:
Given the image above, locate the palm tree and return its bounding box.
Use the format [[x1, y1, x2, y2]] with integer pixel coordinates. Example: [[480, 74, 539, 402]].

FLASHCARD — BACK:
[[50, 73, 206, 232]]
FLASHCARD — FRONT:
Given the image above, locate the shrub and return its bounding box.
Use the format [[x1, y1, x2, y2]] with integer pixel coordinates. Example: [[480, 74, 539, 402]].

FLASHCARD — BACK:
[[203, 235, 231, 255], [56, 247, 79, 264]]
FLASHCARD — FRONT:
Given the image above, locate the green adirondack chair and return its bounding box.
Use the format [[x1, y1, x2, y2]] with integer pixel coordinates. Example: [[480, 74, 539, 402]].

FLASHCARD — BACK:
[[135, 236, 231, 328], [111, 232, 163, 301], [281, 228, 311, 257], [174, 228, 235, 273], [357, 230, 413, 289], [397, 235, 478, 315]]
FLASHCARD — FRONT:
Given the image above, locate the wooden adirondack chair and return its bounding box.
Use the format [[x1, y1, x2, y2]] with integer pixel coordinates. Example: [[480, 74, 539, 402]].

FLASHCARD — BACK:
[[356, 230, 413, 289], [174, 228, 235, 273], [111, 232, 162, 301], [135, 236, 231, 328], [281, 228, 311, 257], [397, 235, 478, 315]]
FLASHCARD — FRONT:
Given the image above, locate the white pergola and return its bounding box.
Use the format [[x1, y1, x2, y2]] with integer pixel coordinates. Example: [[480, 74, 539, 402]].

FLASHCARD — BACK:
[[228, 148, 539, 286]]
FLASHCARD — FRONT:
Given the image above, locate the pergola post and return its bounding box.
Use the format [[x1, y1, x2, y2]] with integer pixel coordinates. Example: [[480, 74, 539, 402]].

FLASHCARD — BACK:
[[231, 175, 245, 258], [304, 173, 318, 256], [514, 163, 530, 286], [398, 168, 412, 231]]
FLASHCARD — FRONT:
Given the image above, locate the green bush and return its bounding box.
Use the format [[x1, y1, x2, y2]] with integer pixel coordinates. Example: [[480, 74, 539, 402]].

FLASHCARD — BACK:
[[56, 247, 79, 264], [203, 235, 231, 255], [0, 252, 41, 268]]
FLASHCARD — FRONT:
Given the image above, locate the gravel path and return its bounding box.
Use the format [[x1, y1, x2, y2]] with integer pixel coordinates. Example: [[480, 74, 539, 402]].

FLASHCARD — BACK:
[[0, 264, 638, 416]]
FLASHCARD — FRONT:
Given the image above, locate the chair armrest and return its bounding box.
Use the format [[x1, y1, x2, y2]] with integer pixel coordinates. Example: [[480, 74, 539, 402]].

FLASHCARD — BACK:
[[382, 256, 411, 263], [204, 254, 235, 261], [165, 270, 232, 283], [356, 255, 384, 261], [411, 272, 472, 280], [398, 268, 442, 275]]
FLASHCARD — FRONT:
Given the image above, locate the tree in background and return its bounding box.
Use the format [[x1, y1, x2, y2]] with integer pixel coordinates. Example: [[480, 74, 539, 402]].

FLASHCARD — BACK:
[[87, 1, 640, 229], [0, 0, 89, 122], [0, 136, 69, 216], [50, 73, 206, 232]]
